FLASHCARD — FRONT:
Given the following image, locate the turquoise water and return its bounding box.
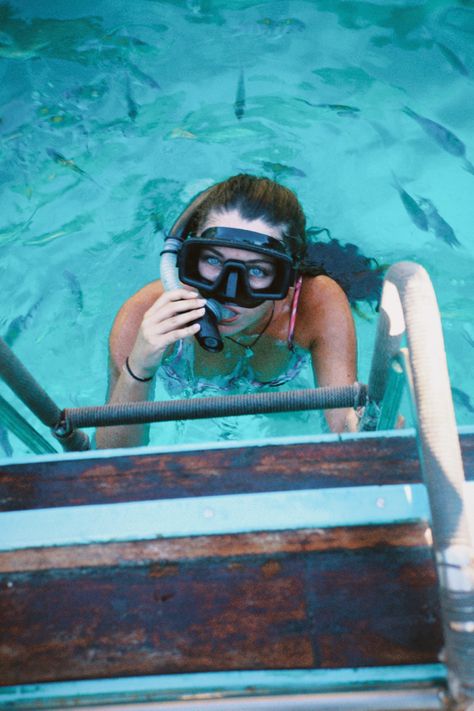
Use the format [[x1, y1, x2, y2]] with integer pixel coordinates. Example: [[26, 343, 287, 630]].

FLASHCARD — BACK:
[[0, 0, 473, 457]]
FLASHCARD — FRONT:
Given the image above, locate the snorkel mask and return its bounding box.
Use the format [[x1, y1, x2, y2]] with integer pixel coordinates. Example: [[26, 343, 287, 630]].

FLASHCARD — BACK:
[[178, 227, 295, 309], [160, 187, 296, 353]]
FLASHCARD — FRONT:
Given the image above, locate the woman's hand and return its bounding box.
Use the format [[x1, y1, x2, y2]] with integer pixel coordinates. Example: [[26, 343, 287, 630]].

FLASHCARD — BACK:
[[127, 288, 206, 379]]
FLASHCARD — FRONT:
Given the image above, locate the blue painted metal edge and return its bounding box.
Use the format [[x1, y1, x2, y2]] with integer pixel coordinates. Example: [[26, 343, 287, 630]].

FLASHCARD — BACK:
[[0, 483, 434, 551], [1, 424, 472, 468], [0, 665, 447, 707]]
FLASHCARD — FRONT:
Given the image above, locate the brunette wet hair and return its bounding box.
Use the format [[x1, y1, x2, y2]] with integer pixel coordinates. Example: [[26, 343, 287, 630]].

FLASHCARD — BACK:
[[185, 173, 384, 305], [189, 174, 307, 264]]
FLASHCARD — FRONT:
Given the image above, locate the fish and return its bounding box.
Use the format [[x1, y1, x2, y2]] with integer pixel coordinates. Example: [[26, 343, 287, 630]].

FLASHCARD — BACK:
[[169, 127, 197, 139], [0, 207, 38, 245], [46, 148, 101, 186], [0, 40, 48, 60], [25, 213, 94, 246], [128, 60, 161, 90], [416, 197, 461, 247], [3, 297, 43, 347], [125, 77, 138, 121], [234, 69, 245, 120], [462, 328, 474, 348], [435, 42, 469, 77], [25, 229, 69, 246], [391, 174, 428, 232], [261, 161, 306, 178], [63, 270, 84, 311], [296, 98, 360, 116], [451, 386, 474, 414], [46, 148, 88, 177], [402, 107, 474, 173], [0, 425, 13, 458]]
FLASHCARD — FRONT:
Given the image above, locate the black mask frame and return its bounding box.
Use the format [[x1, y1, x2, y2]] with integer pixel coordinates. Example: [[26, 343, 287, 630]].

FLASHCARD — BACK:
[[178, 226, 296, 309]]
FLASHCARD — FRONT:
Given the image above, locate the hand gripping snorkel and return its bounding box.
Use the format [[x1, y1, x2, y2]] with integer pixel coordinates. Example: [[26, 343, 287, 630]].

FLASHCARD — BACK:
[[160, 187, 224, 353]]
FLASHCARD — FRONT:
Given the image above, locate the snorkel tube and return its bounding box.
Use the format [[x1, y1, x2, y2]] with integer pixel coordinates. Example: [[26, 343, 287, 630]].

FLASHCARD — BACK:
[[160, 188, 224, 353]]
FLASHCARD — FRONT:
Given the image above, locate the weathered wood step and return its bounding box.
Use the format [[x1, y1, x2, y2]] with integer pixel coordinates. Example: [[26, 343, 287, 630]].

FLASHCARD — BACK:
[[0, 430, 471, 687], [1, 430, 473, 511]]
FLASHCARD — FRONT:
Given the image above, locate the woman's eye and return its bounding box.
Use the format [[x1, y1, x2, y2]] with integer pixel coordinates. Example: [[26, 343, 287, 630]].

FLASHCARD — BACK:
[[204, 255, 221, 267], [248, 266, 266, 278], [248, 266, 273, 279]]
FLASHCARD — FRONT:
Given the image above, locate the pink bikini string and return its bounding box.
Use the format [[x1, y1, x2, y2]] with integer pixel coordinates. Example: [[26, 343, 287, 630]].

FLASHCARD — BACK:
[[287, 274, 303, 351]]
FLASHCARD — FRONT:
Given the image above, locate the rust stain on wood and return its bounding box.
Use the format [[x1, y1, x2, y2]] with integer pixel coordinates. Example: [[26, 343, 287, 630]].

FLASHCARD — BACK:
[[261, 560, 282, 578], [1, 433, 472, 512], [0, 545, 442, 685], [0, 524, 429, 573], [148, 563, 179, 578]]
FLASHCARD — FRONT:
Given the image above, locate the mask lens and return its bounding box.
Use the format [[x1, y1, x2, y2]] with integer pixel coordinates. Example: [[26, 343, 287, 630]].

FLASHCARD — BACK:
[[198, 248, 276, 289], [178, 235, 294, 307]]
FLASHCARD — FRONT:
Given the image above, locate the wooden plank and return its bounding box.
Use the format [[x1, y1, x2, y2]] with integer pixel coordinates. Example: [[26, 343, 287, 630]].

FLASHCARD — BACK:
[[0, 543, 442, 685], [0, 523, 430, 573], [0, 483, 432, 552], [1, 432, 473, 512]]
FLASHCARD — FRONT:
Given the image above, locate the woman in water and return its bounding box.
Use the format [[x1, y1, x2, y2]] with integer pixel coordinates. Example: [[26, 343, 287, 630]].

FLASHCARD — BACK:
[[96, 174, 359, 449]]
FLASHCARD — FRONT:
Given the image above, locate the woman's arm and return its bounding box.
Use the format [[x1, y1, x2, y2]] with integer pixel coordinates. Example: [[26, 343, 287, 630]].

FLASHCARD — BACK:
[[299, 276, 358, 433], [96, 283, 206, 449]]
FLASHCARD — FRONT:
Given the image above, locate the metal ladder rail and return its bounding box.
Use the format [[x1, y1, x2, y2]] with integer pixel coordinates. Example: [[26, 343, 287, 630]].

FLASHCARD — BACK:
[[360, 261, 474, 708]]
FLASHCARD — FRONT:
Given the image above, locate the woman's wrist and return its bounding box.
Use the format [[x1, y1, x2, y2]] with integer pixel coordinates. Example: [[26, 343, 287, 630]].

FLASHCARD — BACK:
[[124, 356, 156, 382]]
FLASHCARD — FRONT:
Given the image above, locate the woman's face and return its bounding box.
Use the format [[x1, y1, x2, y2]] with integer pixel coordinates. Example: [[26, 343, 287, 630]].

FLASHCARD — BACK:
[[198, 209, 287, 334]]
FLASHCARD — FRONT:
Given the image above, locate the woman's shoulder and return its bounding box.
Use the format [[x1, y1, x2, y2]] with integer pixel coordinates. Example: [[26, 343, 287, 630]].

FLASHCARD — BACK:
[[294, 274, 352, 347], [300, 273, 349, 308]]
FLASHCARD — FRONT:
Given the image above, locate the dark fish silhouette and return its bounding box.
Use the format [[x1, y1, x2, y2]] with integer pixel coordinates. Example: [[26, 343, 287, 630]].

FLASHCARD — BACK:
[[392, 174, 429, 232], [128, 61, 161, 90], [296, 98, 360, 116], [63, 270, 84, 311], [403, 106, 474, 174], [416, 197, 461, 247], [261, 161, 306, 178], [125, 77, 138, 121], [0, 207, 38, 244], [451, 386, 474, 414], [435, 42, 469, 76], [0, 425, 13, 458], [3, 298, 43, 347], [46, 148, 88, 176], [234, 69, 245, 120], [46, 148, 102, 187]]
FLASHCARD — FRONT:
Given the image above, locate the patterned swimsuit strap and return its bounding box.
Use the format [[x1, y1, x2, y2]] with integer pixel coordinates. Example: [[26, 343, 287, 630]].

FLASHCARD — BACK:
[[287, 274, 303, 351]]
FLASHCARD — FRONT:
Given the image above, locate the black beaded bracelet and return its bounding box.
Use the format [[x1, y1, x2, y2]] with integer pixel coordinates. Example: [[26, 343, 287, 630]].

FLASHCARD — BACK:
[[125, 357, 153, 383]]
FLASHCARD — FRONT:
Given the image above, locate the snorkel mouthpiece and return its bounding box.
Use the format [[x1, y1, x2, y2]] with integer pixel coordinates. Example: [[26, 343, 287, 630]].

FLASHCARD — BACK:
[[194, 302, 223, 353]]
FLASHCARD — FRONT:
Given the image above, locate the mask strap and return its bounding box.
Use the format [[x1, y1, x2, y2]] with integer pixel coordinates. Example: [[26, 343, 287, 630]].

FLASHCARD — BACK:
[[288, 274, 303, 351]]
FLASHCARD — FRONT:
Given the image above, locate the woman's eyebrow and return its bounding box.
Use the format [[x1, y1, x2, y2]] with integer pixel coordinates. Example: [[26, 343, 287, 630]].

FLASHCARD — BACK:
[[201, 246, 274, 265]]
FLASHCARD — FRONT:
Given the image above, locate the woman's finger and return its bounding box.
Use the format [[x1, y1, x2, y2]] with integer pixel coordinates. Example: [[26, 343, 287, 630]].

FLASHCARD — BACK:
[[158, 322, 201, 347], [145, 297, 206, 325], [148, 307, 206, 337], [145, 288, 201, 318]]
